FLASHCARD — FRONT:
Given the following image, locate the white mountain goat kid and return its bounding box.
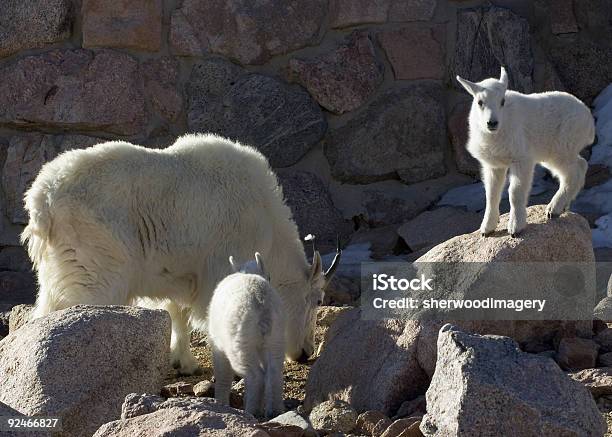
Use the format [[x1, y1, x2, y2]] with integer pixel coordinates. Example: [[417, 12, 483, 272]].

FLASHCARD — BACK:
[[21, 133, 341, 375], [457, 67, 595, 236], [208, 253, 285, 418]]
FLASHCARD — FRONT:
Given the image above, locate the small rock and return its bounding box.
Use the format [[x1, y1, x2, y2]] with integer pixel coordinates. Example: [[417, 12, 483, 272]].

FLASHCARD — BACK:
[[381, 418, 422, 437], [537, 350, 557, 360], [393, 395, 425, 419], [267, 410, 316, 437], [595, 328, 612, 352], [309, 400, 357, 433], [257, 422, 304, 437], [349, 226, 403, 260], [193, 380, 214, 397], [569, 367, 612, 397], [600, 352, 612, 367], [371, 417, 394, 437], [556, 337, 599, 370], [8, 304, 32, 332], [121, 393, 165, 419], [594, 296, 612, 322], [161, 381, 194, 397], [356, 410, 388, 435]]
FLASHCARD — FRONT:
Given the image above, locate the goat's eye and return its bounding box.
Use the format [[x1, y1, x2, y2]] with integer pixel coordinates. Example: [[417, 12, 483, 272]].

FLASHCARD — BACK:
[[501, 99, 505, 107], [478, 100, 483, 107]]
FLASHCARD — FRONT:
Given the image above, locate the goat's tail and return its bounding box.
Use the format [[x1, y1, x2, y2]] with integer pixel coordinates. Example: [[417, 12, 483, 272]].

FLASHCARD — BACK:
[[21, 180, 54, 269]]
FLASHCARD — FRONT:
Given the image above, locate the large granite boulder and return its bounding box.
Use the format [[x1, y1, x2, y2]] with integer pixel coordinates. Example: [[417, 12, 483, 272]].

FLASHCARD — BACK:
[[0, 50, 145, 135], [324, 84, 447, 184], [0, 306, 171, 437], [454, 5, 533, 93], [187, 58, 326, 167], [289, 31, 384, 114], [421, 325, 606, 436], [93, 395, 264, 437], [0, 0, 72, 58]]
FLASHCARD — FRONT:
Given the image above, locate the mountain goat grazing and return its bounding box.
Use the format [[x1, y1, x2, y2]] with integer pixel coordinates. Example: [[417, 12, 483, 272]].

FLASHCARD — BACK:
[[457, 67, 595, 237], [208, 253, 285, 418], [21, 133, 341, 375]]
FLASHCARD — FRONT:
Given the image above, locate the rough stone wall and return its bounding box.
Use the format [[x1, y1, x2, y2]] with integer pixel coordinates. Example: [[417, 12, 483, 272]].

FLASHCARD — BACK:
[[0, 0, 610, 304]]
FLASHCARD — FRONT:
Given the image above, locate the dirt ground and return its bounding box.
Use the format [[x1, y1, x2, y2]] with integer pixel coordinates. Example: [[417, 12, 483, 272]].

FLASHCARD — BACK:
[[164, 335, 313, 406]]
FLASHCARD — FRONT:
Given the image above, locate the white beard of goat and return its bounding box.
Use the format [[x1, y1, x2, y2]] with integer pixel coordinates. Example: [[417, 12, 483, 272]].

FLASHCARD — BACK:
[[457, 67, 595, 237], [208, 254, 286, 418], [21, 133, 340, 375]]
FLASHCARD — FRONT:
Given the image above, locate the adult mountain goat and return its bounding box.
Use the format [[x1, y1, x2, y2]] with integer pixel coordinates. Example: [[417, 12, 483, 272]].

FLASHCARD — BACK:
[[22, 133, 341, 375], [457, 67, 595, 237]]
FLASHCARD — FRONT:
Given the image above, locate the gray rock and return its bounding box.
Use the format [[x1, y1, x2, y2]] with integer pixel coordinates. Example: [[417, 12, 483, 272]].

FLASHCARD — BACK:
[[599, 352, 612, 367], [187, 60, 326, 167], [193, 380, 215, 397], [397, 207, 481, 251], [169, 0, 326, 64], [595, 328, 612, 352], [447, 101, 480, 177], [161, 381, 195, 397], [325, 84, 447, 184], [121, 393, 165, 419], [454, 5, 533, 93], [0, 246, 32, 272], [0, 305, 171, 437], [349, 226, 402, 260], [420, 325, 606, 436], [0, 400, 49, 437], [8, 304, 32, 332], [304, 308, 429, 415], [94, 396, 263, 436], [355, 411, 389, 436], [142, 57, 182, 122], [2, 134, 104, 224], [278, 171, 349, 253], [547, 37, 612, 104], [269, 410, 316, 437], [289, 31, 383, 114], [0, 0, 72, 58], [309, 400, 357, 433], [594, 296, 612, 322], [556, 337, 599, 370], [0, 50, 145, 135], [393, 395, 426, 419], [330, 174, 472, 226], [0, 271, 36, 306]]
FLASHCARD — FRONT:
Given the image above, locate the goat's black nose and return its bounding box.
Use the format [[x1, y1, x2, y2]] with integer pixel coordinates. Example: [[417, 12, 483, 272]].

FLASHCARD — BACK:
[[487, 120, 499, 129]]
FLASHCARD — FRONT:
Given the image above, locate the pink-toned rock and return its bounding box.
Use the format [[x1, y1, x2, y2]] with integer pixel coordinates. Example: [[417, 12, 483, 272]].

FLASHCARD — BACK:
[[448, 101, 480, 176], [170, 0, 326, 64], [550, 0, 578, 34], [289, 32, 383, 114], [556, 337, 599, 370], [142, 57, 182, 122], [372, 417, 394, 437], [2, 134, 104, 224], [377, 25, 445, 80], [304, 308, 429, 415], [569, 367, 612, 397], [161, 381, 195, 397], [0, 50, 146, 135], [82, 0, 162, 51], [329, 0, 437, 28], [0, 0, 72, 58]]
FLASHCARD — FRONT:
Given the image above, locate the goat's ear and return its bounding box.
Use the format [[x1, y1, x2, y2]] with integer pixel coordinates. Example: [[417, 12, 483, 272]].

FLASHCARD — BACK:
[[456, 75, 482, 96], [500, 66, 509, 88], [310, 251, 323, 282], [254, 252, 267, 279], [228, 256, 239, 273]]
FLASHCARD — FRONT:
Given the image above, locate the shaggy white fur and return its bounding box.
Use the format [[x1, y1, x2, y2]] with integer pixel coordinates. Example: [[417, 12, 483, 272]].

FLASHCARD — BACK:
[[457, 67, 595, 236], [208, 254, 285, 418], [21, 133, 335, 375]]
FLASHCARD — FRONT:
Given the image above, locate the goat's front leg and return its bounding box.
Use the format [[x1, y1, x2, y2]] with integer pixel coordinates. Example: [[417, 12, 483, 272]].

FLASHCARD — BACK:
[[507, 160, 535, 237], [480, 165, 508, 236]]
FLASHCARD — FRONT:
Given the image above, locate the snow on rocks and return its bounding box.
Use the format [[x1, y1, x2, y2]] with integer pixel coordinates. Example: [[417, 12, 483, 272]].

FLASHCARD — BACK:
[[420, 324, 606, 436], [0, 305, 171, 437]]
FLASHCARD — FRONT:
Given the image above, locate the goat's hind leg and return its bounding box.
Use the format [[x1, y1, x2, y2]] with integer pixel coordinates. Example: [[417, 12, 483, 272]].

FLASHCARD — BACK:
[[542, 157, 585, 219], [264, 339, 285, 419], [212, 345, 233, 406]]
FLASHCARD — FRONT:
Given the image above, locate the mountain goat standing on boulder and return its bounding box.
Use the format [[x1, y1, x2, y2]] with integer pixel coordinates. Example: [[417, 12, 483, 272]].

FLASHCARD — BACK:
[[21, 133, 341, 375], [457, 67, 595, 237], [208, 253, 285, 418]]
